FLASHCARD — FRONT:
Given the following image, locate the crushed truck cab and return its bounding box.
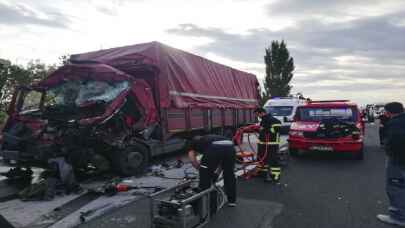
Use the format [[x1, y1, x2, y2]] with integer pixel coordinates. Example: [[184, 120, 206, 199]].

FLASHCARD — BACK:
[[288, 100, 364, 159], [1, 63, 156, 175]]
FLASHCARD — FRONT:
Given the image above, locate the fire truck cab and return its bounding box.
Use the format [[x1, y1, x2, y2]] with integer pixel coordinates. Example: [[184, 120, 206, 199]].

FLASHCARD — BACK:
[[288, 100, 364, 160]]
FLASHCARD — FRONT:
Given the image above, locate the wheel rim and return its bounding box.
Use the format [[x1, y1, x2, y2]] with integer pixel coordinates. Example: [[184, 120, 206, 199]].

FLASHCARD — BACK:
[[125, 151, 144, 171]]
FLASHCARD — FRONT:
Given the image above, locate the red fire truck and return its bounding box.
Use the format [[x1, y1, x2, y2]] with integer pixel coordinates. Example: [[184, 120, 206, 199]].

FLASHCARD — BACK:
[[288, 100, 364, 159]]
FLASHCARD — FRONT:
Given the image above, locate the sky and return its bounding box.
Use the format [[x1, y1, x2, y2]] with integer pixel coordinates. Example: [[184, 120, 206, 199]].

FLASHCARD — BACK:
[[0, 0, 405, 105]]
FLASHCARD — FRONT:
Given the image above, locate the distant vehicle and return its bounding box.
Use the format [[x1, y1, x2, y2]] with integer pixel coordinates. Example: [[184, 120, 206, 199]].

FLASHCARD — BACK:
[[374, 104, 385, 117], [263, 97, 307, 134], [288, 100, 364, 160], [364, 104, 375, 122], [0, 41, 259, 176]]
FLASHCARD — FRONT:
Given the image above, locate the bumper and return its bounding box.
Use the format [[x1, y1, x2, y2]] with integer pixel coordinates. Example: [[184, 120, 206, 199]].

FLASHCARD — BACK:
[[288, 137, 363, 152]]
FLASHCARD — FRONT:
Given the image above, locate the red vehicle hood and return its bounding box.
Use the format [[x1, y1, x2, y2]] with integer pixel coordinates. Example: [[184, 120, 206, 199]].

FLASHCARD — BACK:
[[290, 121, 320, 132]]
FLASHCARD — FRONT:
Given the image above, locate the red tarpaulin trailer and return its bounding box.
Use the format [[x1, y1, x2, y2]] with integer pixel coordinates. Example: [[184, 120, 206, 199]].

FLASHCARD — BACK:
[[68, 41, 259, 109]]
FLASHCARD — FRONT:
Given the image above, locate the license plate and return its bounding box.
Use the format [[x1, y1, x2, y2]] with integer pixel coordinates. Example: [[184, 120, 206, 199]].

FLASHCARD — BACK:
[[310, 145, 334, 151]]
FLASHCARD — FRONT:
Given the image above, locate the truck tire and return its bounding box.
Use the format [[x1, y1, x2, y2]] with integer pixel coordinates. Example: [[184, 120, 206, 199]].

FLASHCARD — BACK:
[[112, 143, 149, 176]]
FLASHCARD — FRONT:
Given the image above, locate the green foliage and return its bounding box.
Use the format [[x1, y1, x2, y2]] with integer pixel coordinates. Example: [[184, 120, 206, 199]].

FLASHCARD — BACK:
[[262, 40, 295, 103], [0, 111, 7, 125], [0, 58, 64, 112], [58, 54, 70, 66]]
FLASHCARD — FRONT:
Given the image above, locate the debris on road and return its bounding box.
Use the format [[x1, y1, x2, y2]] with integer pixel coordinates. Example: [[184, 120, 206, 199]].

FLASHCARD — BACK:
[[79, 203, 111, 223], [0, 134, 274, 227], [0, 166, 33, 188], [18, 157, 82, 201]]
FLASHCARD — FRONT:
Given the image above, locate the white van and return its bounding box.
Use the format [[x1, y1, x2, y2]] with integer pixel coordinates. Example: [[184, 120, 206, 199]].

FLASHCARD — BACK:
[[263, 97, 307, 133]]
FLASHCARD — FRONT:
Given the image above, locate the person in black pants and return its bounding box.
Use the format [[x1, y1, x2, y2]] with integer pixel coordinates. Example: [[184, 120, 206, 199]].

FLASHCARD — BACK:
[[377, 102, 405, 226], [187, 135, 237, 207]]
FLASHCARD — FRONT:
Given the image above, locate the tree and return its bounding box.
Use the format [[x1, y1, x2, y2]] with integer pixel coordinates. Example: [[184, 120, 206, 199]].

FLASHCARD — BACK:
[[0, 59, 54, 111], [262, 40, 295, 103], [58, 54, 70, 66]]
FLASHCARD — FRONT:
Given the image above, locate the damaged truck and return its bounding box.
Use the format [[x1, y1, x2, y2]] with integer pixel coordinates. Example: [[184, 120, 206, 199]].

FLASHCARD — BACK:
[[1, 41, 259, 176]]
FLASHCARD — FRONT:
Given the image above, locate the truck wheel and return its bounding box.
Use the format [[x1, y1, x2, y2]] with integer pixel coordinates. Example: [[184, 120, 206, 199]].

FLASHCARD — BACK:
[[112, 144, 149, 176]]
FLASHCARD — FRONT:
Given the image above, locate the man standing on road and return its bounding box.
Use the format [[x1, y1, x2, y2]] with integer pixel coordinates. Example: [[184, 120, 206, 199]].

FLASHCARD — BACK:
[[379, 111, 390, 146], [377, 102, 405, 227], [187, 134, 237, 207], [254, 108, 282, 183]]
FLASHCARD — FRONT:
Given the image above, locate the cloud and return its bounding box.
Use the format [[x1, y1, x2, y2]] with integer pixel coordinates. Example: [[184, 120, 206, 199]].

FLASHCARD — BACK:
[[167, 12, 405, 73], [167, 11, 405, 103], [95, 6, 117, 16], [0, 1, 70, 28], [1, 0, 404, 104], [267, 0, 404, 21], [298, 81, 405, 92]]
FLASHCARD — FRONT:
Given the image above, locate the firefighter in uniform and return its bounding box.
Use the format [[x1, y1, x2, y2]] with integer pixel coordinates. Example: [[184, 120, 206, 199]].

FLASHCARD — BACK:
[[254, 107, 282, 182]]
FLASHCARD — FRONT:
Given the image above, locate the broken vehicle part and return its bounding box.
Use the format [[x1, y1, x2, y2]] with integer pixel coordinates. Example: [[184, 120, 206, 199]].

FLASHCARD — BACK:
[[79, 203, 112, 223], [0, 166, 33, 188], [18, 157, 81, 201]]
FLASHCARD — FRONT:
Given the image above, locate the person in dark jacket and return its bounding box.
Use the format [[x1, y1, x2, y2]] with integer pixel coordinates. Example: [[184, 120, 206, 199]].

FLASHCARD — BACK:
[[377, 102, 405, 227], [254, 107, 282, 182], [187, 134, 237, 207], [379, 111, 391, 146]]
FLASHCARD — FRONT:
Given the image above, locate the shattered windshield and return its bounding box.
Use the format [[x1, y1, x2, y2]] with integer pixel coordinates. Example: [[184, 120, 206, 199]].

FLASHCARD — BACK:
[[45, 80, 129, 107]]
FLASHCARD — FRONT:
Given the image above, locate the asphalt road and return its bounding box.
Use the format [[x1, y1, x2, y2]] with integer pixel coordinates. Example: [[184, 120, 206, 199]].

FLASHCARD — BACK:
[[237, 122, 393, 228]]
